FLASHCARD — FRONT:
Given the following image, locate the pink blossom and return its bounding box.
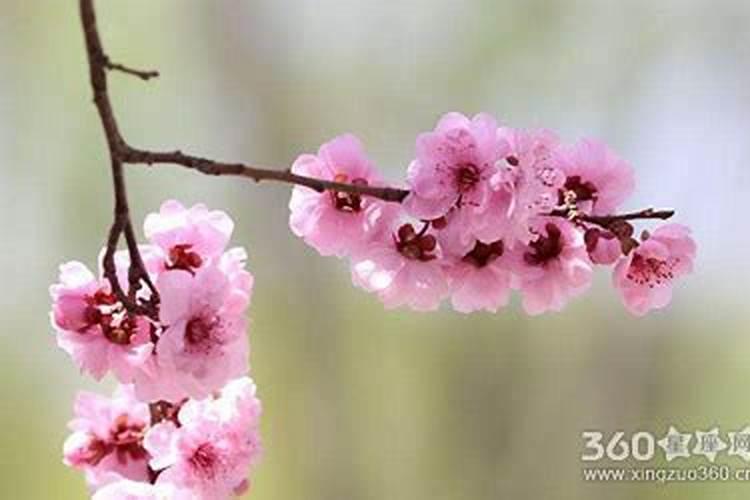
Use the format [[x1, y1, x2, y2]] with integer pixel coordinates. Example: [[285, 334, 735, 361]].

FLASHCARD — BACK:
[[217, 247, 255, 312], [50, 262, 153, 382], [584, 228, 622, 265], [404, 113, 506, 220], [144, 200, 234, 272], [445, 239, 515, 313], [92, 480, 194, 500], [478, 128, 565, 248], [289, 134, 391, 257], [134, 265, 249, 402], [515, 219, 593, 315], [63, 385, 150, 493], [556, 138, 635, 215], [613, 224, 696, 316], [144, 377, 262, 500], [351, 218, 449, 311]]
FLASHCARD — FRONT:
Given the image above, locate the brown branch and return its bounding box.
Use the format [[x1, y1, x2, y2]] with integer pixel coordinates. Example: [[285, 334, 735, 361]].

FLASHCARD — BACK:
[[80, 0, 676, 317], [578, 208, 675, 227], [122, 147, 410, 202], [80, 0, 158, 318], [550, 207, 676, 230], [104, 58, 160, 81]]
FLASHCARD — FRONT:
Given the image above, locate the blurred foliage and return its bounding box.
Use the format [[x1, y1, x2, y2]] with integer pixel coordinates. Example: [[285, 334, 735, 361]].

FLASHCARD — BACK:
[[0, 1, 748, 499]]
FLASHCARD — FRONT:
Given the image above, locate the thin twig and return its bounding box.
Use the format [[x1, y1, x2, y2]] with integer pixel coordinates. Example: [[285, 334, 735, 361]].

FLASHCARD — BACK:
[[579, 208, 675, 227], [104, 58, 160, 81], [122, 147, 410, 202], [550, 207, 676, 230]]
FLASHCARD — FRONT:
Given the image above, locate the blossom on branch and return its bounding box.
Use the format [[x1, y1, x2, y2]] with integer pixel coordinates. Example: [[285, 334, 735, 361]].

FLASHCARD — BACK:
[[613, 224, 696, 316], [50, 262, 153, 381], [289, 134, 391, 257], [289, 115, 694, 316]]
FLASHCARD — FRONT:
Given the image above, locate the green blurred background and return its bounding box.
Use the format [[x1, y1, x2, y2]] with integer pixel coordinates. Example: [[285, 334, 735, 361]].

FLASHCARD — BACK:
[[1, 1, 749, 498]]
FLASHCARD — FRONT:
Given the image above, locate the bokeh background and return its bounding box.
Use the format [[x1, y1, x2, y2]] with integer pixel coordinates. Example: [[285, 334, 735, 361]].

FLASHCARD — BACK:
[[1, 1, 749, 499]]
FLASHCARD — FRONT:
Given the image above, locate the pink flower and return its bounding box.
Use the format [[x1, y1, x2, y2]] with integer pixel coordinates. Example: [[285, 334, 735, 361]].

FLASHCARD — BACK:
[[445, 239, 515, 313], [144, 377, 262, 500], [217, 247, 255, 311], [92, 480, 194, 500], [584, 228, 622, 265], [515, 219, 593, 315], [479, 128, 565, 248], [50, 262, 153, 382], [63, 385, 150, 493], [144, 200, 234, 272], [556, 138, 635, 215], [404, 113, 505, 220], [134, 265, 250, 401], [613, 224, 696, 316], [351, 217, 449, 311], [289, 134, 391, 257]]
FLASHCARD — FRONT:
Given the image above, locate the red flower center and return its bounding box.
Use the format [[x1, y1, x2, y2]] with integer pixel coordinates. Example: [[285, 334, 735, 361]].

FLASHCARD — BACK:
[[83, 290, 142, 346], [190, 443, 220, 480], [168, 244, 203, 272], [185, 317, 212, 345], [81, 414, 147, 467], [561, 175, 598, 204], [394, 224, 437, 262], [455, 163, 481, 193], [524, 223, 564, 266], [627, 255, 678, 288], [101, 315, 139, 346], [330, 173, 367, 213], [463, 240, 504, 268], [109, 414, 148, 464]]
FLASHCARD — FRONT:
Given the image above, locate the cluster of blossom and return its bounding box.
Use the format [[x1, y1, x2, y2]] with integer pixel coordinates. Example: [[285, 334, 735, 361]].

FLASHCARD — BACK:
[[289, 112, 696, 315], [50, 201, 262, 499]]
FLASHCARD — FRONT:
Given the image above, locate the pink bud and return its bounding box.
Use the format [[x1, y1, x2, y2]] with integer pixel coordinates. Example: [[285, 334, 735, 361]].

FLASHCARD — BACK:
[[588, 230, 622, 265]]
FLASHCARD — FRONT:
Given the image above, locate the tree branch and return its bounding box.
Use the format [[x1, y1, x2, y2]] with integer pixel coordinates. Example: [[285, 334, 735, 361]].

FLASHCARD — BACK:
[[80, 0, 158, 317], [122, 147, 410, 202], [579, 208, 675, 227], [104, 58, 160, 81]]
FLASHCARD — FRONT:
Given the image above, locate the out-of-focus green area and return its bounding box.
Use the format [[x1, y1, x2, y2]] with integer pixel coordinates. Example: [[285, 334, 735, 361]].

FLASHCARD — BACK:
[[0, 1, 749, 499]]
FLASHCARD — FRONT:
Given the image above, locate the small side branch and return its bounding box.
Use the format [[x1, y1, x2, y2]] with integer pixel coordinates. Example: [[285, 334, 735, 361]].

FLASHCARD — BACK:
[[579, 208, 675, 227], [104, 58, 160, 81]]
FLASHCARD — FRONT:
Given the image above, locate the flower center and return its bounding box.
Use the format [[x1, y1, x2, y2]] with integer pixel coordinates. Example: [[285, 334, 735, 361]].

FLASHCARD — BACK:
[[330, 173, 367, 213], [80, 414, 147, 467], [524, 223, 564, 266], [110, 414, 148, 462], [101, 313, 140, 345], [190, 443, 220, 480], [185, 317, 213, 345], [394, 224, 437, 262], [561, 175, 598, 204], [168, 244, 203, 272], [463, 240, 504, 268], [454, 163, 481, 193], [82, 289, 144, 346], [184, 315, 226, 356], [627, 255, 678, 288], [149, 400, 184, 425], [81, 289, 118, 331]]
